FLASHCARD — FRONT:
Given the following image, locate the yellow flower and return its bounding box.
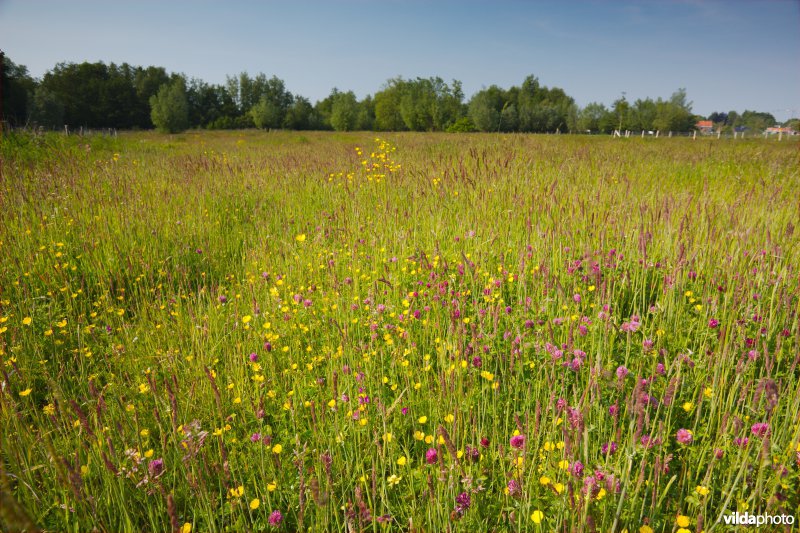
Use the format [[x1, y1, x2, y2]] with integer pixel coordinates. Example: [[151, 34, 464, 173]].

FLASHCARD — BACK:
[[682, 402, 694, 412], [677, 530, 691, 533], [144, 449, 154, 458], [383, 432, 393, 443], [267, 480, 277, 492], [181, 523, 192, 533], [553, 482, 565, 494], [242, 315, 251, 324], [19, 388, 32, 397], [696, 485, 709, 496], [444, 414, 454, 423], [387, 474, 402, 486], [272, 444, 283, 454], [295, 234, 306, 242], [43, 403, 55, 415], [639, 526, 654, 533], [676, 515, 690, 528], [418, 416, 428, 424], [140, 429, 149, 437], [539, 476, 550, 485], [413, 430, 425, 441], [22, 317, 32, 326], [396, 456, 407, 466], [249, 498, 260, 510], [531, 510, 544, 524]]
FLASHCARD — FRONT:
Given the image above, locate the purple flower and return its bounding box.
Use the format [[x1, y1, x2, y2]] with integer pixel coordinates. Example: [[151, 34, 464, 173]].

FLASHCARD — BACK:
[[714, 448, 724, 459], [708, 318, 719, 328], [148, 458, 165, 478], [507, 479, 521, 497], [751, 423, 770, 438], [621, 320, 640, 333], [249, 352, 258, 362], [608, 403, 619, 417], [601, 441, 618, 455], [250, 432, 261, 443], [218, 295, 228, 304], [268, 510, 283, 527], [425, 448, 438, 464], [676, 428, 693, 445], [582, 475, 598, 496], [656, 363, 666, 375], [510, 435, 525, 449], [616, 365, 629, 380], [734, 437, 749, 447], [570, 460, 585, 477], [471, 355, 482, 368], [480, 437, 490, 448], [465, 445, 480, 463], [454, 492, 471, 515], [573, 293, 581, 303]]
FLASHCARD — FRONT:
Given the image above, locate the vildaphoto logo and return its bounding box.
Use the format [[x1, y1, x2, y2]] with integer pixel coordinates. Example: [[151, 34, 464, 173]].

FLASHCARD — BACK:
[[722, 512, 795, 526]]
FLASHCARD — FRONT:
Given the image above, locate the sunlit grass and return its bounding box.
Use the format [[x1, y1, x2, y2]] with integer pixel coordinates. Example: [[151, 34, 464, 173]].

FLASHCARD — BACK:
[[1, 130, 798, 532]]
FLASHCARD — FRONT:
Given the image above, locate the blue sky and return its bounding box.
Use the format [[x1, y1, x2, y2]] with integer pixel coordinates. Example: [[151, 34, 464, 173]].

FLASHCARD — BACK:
[[1, 0, 798, 121]]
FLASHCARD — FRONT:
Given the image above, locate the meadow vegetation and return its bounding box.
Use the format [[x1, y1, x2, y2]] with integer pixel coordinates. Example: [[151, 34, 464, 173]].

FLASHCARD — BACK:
[[1, 130, 798, 532]]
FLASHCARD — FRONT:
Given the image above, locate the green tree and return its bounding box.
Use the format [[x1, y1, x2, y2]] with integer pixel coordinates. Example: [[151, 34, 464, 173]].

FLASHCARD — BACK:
[[250, 96, 281, 129], [330, 90, 359, 131], [577, 102, 608, 132], [149, 78, 189, 133], [468, 85, 506, 132], [30, 87, 64, 129], [1, 55, 36, 127], [283, 96, 315, 130], [374, 78, 407, 131], [356, 95, 375, 130]]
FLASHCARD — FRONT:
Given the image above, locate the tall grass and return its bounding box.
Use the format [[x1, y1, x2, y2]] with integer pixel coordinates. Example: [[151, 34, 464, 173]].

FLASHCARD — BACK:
[[1, 130, 798, 532]]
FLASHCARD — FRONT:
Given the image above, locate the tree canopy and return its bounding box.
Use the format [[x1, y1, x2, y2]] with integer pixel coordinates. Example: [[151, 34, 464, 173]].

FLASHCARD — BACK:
[[0, 54, 791, 133]]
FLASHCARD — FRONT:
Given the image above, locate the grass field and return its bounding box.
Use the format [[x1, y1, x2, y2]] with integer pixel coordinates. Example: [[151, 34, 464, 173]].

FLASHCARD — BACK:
[[1, 130, 798, 532]]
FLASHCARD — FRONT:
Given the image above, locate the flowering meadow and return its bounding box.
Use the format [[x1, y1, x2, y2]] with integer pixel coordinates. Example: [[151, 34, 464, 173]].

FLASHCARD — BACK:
[[1, 130, 798, 532]]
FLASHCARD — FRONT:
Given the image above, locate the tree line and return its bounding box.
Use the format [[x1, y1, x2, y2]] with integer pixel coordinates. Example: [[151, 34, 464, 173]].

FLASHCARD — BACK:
[[1, 54, 792, 134]]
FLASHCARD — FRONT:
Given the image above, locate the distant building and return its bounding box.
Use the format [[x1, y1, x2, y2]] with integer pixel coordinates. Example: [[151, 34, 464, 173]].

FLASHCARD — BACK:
[[695, 120, 714, 134], [765, 126, 797, 135]]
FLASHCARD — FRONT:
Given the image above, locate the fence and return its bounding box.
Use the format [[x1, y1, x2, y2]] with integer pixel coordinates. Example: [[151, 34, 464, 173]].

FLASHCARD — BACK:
[[610, 129, 797, 140]]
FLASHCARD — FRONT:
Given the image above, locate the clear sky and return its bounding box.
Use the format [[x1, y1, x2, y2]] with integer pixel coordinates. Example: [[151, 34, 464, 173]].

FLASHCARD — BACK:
[[1, 0, 798, 121]]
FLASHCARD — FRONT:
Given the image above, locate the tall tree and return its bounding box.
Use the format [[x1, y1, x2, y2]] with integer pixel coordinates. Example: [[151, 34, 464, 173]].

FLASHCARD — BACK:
[[150, 78, 189, 133], [330, 90, 359, 131], [1, 54, 36, 127]]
